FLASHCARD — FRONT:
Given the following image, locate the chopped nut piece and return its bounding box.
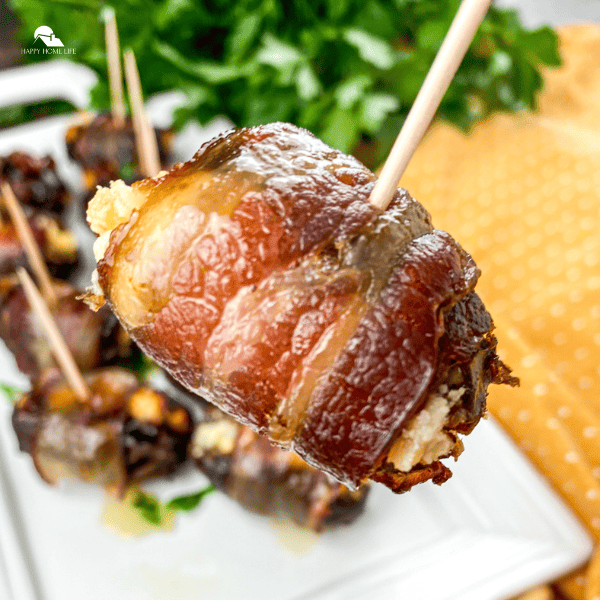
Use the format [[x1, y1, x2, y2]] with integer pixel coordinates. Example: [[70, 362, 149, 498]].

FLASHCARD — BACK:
[[127, 388, 166, 425]]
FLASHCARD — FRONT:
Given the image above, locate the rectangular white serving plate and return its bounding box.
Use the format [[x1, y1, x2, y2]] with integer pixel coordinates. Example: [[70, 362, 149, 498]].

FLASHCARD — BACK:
[[0, 61, 593, 600]]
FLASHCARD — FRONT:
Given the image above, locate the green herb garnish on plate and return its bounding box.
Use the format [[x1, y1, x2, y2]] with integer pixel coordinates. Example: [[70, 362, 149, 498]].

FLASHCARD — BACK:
[[132, 490, 163, 526], [0, 382, 24, 404], [166, 484, 217, 512], [133, 484, 217, 527]]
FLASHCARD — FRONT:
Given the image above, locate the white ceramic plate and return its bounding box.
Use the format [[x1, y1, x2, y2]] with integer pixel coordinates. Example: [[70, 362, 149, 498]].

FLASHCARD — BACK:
[[0, 62, 593, 600], [0, 393, 592, 600]]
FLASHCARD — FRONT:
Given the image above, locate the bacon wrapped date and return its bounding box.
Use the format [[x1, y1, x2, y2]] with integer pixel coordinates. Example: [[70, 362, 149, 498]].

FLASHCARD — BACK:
[[193, 409, 369, 531], [0, 151, 70, 214], [0, 277, 137, 380], [12, 367, 192, 495], [86, 123, 516, 492], [0, 211, 79, 280], [66, 112, 174, 195], [165, 376, 369, 531]]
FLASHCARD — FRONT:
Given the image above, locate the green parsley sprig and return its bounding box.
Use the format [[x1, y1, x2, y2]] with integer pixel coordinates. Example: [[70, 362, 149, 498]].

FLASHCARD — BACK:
[[9, 0, 560, 168], [133, 484, 217, 527]]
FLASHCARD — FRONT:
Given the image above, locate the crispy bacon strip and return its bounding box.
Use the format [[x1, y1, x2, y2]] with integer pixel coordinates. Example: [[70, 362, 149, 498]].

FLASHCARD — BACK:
[[86, 123, 516, 491]]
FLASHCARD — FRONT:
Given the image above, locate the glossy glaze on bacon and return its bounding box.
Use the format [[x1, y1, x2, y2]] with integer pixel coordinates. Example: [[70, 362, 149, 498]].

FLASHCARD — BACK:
[[0, 277, 137, 380], [0, 151, 70, 214], [87, 123, 516, 491], [12, 367, 192, 495]]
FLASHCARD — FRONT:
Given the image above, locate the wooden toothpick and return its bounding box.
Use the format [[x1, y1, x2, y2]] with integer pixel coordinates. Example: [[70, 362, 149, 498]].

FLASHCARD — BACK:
[[104, 9, 126, 127], [368, 0, 493, 211], [16, 268, 90, 402], [0, 182, 58, 306], [123, 49, 161, 177]]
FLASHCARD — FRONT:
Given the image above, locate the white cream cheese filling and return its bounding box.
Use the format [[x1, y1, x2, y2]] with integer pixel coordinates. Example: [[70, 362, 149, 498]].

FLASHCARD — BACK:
[[388, 385, 466, 472], [190, 419, 239, 458]]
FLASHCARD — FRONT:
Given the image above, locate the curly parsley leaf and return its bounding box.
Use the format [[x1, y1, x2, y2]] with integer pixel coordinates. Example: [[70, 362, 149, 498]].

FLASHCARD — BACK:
[[9, 0, 560, 167]]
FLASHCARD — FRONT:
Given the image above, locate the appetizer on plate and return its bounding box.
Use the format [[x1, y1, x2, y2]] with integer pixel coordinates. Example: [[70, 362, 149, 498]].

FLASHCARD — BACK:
[[66, 112, 174, 198], [12, 366, 192, 495], [166, 376, 370, 531], [0, 155, 78, 279], [192, 405, 370, 531], [0, 151, 70, 215], [0, 276, 137, 379], [86, 122, 516, 493], [9, 363, 370, 531], [0, 210, 78, 279]]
